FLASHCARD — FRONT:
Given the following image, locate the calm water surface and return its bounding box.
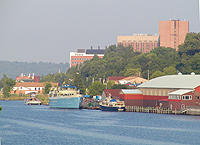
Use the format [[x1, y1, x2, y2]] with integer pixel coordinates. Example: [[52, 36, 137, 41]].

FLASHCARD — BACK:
[[1, 101, 200, 145]]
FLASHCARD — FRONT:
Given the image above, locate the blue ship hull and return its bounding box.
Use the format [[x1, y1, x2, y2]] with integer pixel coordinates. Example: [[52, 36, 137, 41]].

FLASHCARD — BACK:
[[100, 105, 125, 112], [49, 97, 83, 109]]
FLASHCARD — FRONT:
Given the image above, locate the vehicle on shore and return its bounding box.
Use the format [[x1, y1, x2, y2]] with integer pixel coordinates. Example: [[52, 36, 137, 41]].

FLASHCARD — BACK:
[[99, 98, 125, 112], [48, 84, 83, 109], [24, 94, 42, 105]]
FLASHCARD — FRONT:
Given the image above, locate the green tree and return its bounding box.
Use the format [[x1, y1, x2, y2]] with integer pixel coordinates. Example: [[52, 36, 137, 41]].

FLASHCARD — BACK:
[[163, 66, 177, 75], [2, 76, 16, 97], [124, 68, 141, 76], [111, 84, 128, 89], [150, 71, 165, 79], [88, 81, 105, 96], [43, 83, 52, 94], [106, 80, 115, 89], [74, 73, 86, 94]]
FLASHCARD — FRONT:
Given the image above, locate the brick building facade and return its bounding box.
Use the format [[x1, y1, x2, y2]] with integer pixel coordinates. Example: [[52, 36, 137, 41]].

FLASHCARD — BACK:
[[70, 47, 105, 67], [117, 34, 159, 53], [159, 19, 189, 51]]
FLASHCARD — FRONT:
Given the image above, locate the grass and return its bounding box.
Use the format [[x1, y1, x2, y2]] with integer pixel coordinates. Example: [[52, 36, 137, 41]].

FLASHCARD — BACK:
[[0, 93, 49, 105]]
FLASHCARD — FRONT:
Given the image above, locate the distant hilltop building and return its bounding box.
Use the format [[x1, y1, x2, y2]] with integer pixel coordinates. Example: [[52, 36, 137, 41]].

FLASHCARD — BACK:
[[70, 46, 106, 67], [117, 34, 159, 53], [159, 19, 189, 51], [16, 73, 40, 82]]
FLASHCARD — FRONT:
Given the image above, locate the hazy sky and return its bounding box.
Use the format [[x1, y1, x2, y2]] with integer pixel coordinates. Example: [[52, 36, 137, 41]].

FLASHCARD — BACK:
[[0, 0, 199, 64]]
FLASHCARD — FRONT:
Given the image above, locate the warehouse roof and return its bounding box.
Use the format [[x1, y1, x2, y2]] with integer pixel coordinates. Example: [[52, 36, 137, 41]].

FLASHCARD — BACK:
[[168, 89, 193, 95], [120, 89, 143, 94], [137, 73, 200, 89]]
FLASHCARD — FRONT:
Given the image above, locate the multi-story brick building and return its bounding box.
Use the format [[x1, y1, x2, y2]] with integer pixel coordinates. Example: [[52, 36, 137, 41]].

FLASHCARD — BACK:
[[70, 46, 106, 67], [159, 19, 189, 51], [117, 34, 159, 53]]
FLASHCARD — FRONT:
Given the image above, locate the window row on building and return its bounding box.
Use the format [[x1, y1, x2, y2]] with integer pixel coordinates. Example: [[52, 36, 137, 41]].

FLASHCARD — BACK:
[[72, 58, 91, 60], [168, 95, 193, 100], [72, 62, 83, 64]]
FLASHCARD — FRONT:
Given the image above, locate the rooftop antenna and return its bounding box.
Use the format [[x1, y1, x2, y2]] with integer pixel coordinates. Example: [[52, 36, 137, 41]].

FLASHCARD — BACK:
[[174, 13, 176, 20]]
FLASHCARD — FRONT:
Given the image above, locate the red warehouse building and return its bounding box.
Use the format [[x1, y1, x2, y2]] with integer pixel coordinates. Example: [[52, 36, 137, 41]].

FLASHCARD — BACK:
[[137, 72, 200, 110], [119, 89, 143, 107]]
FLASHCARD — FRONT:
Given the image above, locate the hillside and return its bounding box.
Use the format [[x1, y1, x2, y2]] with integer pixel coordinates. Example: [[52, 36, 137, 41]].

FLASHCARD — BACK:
[[0, 61, 69, 79]]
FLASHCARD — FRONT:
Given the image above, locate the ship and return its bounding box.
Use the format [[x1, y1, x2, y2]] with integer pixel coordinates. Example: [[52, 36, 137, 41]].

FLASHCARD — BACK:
[[48, 84, 83, 109], [99, 98, 125, 112], [24, 94, 42, 105]]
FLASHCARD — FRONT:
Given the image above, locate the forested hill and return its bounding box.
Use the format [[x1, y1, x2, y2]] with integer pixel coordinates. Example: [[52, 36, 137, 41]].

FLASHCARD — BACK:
[[66, 32, 200, 88], [0, 61, 69, 79]]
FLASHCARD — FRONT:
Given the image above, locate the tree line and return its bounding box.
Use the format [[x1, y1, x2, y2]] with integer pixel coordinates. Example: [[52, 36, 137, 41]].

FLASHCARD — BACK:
[[0, 61, 69, 79], [1, 32, 200, 97]]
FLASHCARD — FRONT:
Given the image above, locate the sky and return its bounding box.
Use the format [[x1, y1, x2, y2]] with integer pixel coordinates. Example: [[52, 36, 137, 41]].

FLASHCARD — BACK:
[[0, 0, 200, 64]]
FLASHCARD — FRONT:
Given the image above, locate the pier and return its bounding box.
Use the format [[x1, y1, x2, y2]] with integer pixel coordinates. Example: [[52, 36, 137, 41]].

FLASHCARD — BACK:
[[125, 106, 200, 115]]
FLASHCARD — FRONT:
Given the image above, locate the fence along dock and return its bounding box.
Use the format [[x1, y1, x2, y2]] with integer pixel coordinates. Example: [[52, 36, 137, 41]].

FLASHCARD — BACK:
[[125, 106, 187, 115]]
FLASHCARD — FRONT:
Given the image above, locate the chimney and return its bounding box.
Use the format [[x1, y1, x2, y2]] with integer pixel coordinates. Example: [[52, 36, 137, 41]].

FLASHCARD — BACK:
[[98, 46, 100, 50], [91, 46, 93, 49]]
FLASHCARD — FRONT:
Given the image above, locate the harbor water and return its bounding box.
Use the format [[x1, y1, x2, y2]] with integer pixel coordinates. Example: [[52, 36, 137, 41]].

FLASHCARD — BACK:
[[1, 101, 200, 145]]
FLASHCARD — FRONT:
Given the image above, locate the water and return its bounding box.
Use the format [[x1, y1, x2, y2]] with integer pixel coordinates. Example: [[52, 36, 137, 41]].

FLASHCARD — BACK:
[[1, 101, 200, 145]]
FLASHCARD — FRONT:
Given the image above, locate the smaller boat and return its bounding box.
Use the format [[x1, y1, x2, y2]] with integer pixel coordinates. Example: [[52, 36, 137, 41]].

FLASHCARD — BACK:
[[24, 94, 42, 105], [99, 98, 125, 112]]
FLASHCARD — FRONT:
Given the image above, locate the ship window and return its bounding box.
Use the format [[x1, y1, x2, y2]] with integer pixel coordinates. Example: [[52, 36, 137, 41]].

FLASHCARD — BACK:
[[175, 95, 177, 99]]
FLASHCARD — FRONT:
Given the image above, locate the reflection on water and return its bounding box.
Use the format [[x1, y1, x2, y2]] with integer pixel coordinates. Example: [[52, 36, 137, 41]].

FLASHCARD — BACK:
[[0, 101, 200, 145]]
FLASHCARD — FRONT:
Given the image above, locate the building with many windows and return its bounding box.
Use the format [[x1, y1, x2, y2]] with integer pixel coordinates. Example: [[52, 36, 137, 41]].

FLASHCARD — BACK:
[[137, 72, 200, 110], [159, 19, 189, 51], [70, 46, 106, 67], [117, 34, 159, 53]]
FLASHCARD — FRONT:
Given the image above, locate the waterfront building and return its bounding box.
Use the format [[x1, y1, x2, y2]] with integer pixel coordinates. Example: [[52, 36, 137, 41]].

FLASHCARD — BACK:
[[101, 89, 121, 101], [119, 89, 143, 107], [118, 76, 148, 85], [70, 46, 106, 67], [117, 34, 159, 53], [16, 73, 40, 82], [10, 82, 58, 94], [137, 72, 200, 110], [107, 76, 127, 84], [159, 19, 189, 51], [107, 76, 147, 85]]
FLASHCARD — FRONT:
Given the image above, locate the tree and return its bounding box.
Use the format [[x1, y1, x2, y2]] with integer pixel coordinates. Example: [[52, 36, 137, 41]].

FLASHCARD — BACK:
[[163, 66, 177, 75], [43, 83, 52, 95], [111, 84, 128, 89], [124, 68, 141, 76], [178, 32, 200, 57], [150, 71, 165, 79], [74, 73, 86, 94], [106, 81, 115, 89], [88, 81, 105, 96], [2, 76, 16, 97]]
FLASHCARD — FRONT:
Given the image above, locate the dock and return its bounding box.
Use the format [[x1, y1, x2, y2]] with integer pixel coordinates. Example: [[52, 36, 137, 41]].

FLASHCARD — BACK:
[[125, 106, 200, 115]]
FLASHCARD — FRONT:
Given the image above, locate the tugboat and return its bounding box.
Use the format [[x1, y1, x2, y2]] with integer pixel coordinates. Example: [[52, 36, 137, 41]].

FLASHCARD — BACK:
[[24, 93, 42, 105], [99, 95, 125, 112]]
